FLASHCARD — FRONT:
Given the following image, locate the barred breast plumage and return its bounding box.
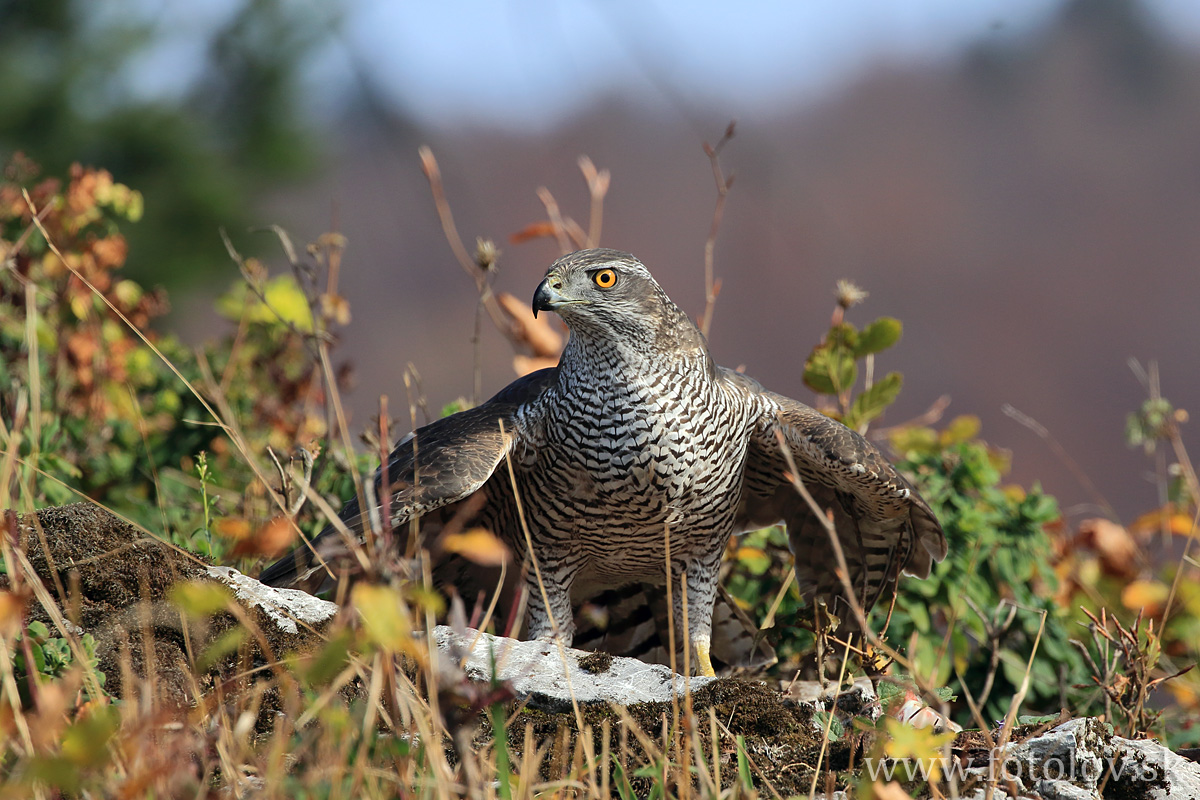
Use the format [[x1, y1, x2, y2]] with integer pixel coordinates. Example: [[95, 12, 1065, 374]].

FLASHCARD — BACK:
[[260, 248, 947, 677]]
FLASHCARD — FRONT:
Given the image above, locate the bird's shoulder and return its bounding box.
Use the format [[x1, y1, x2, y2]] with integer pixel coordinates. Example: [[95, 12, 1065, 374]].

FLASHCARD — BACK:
[[483, 366, 558, 407], [714, 364, 767, 396]]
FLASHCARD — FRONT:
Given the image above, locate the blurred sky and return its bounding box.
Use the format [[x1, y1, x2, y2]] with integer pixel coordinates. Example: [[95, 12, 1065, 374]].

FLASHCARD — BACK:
[[121, 0, 1200, 131]]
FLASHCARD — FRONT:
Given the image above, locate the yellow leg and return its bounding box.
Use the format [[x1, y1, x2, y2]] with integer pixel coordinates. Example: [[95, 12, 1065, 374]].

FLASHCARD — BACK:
[[695, 638, 716, 677]]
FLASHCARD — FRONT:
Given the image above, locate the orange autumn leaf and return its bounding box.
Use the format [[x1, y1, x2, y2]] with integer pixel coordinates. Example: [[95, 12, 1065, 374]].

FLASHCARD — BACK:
[[91, 235, 128, 269], [1076, 518, 1140, 577], [225, 516, 297, 558], [0, 591, 26, 637], [1121, 579, 1170, 616], [513, 355, 559, 377], [497, 291, 563, 358], [509, 220, 558, 244], [441, 528, 510, 566], [871, 780, 915, 800], [215, 517, 252, 541], [66, 331, 98, 364], [1129, 507, 1197, 539]]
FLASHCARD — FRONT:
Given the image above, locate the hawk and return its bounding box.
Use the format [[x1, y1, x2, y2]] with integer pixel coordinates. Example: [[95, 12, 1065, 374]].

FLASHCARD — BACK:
[[261, 249, 946, 676]]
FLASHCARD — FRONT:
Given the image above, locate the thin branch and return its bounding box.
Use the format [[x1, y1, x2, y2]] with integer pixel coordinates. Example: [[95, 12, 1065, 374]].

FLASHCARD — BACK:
[[699, 121, 736, 339], [1002, 403, 1117, 521], [869, 394, 952, 441], [772, 425, 953, 722], [418, 146, 517, 340], [535, 187, 576, 254], [578, 156, 611, 248]]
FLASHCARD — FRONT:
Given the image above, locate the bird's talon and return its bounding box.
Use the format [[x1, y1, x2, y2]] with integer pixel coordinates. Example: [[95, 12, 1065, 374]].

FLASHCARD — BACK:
[[696, 640, 716, 678]]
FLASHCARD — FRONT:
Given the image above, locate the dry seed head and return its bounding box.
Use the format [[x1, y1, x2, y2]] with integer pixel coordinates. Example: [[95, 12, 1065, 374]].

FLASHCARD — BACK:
[[475, 238, 498, 271], [835, 279, 867, 309]]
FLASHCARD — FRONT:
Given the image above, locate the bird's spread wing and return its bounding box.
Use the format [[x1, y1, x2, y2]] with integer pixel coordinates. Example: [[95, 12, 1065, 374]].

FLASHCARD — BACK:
[[725, 368, 946, 631], [259, 368, 557, 589]]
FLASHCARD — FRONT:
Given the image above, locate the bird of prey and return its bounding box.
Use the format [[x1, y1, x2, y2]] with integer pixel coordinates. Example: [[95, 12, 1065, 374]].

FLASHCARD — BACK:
[[261, 249, 946, 676]]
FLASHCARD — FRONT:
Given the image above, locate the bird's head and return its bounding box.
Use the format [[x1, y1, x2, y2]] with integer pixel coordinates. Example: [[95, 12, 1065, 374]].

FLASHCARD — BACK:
[[532, 249, 700, 354]]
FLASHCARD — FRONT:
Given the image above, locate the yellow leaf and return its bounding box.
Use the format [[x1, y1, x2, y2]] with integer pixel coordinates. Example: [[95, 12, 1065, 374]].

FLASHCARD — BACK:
[[888, 425, 938, 456], [882, 717, 956, 782], [441, 528, 510, 566], [734, 546, 766, 561], [70, 291, 91, 321], [1167, 678, 1199, 709], [218, 274, 314, 332], [352, 584, 414, 653], [1078, 556, 1101, 589], [169, 581, 233, 618], [1168, 514, 1197, 536], [405, 584, 446, 616], [939, 414, 980, 445], [112, 279, 143, 307], [1001, 485, 1027, 504], [261, 275, 314, 332]]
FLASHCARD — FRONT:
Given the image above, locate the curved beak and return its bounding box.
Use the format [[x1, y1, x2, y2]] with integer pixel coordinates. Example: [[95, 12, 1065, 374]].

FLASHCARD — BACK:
[[532, 276, 565, 318]]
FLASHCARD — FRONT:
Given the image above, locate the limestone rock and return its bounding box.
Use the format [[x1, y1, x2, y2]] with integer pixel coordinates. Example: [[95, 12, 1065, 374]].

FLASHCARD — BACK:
[[434, 625, 718, 711], [207, 565, 337, 634], [960, 718, 1200, 799]]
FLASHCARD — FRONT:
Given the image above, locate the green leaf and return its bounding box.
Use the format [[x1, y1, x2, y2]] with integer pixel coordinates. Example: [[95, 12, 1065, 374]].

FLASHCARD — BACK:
[[813, 710, 843, 741], [907, 600, 931, 633], [22, 642, 47, 675], [612, 755, 637, 800], [1017, 714, 1060, 725], [736, 734, 754, 791], [876, 679, 905, 705], [846, 371, 902, 428], [61, 704, 120, 768], [855, 316, 902, 356], [441, 399, 469, 417], [804, 345, 858, 396], [196, 627, 247, 672], [43, 638, 72, 674], [297, 629, 354, 687], [826, 322, 860, 351], [939, 415, 980, 445], [491, 701, 513, 800]]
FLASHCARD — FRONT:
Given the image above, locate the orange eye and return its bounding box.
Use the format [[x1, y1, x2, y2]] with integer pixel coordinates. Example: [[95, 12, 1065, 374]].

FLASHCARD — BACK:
[[592, 269, 617, 288]]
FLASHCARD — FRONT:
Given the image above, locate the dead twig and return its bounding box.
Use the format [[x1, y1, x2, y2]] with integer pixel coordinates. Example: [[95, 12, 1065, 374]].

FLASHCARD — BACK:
[[578, 156, 611, 248], [418, 146, 516, 343], [699, 121, 736, 339], [1002, 403, 1116, 522]]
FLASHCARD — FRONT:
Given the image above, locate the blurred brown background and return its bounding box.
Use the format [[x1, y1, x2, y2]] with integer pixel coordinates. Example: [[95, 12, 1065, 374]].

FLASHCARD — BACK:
[[7, 0, 1198, 524]]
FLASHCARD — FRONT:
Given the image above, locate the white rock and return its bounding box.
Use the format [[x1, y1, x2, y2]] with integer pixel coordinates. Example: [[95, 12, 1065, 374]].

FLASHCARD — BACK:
[[206, 566, 339, 634], [433, 626, 717, 710], [960, 717, 1200, 800], [1112, 733, 1200, 799]]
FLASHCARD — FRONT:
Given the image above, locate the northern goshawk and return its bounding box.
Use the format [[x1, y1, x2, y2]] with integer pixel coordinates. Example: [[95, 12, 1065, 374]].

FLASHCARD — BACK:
[[261, 249, 946, 676]]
